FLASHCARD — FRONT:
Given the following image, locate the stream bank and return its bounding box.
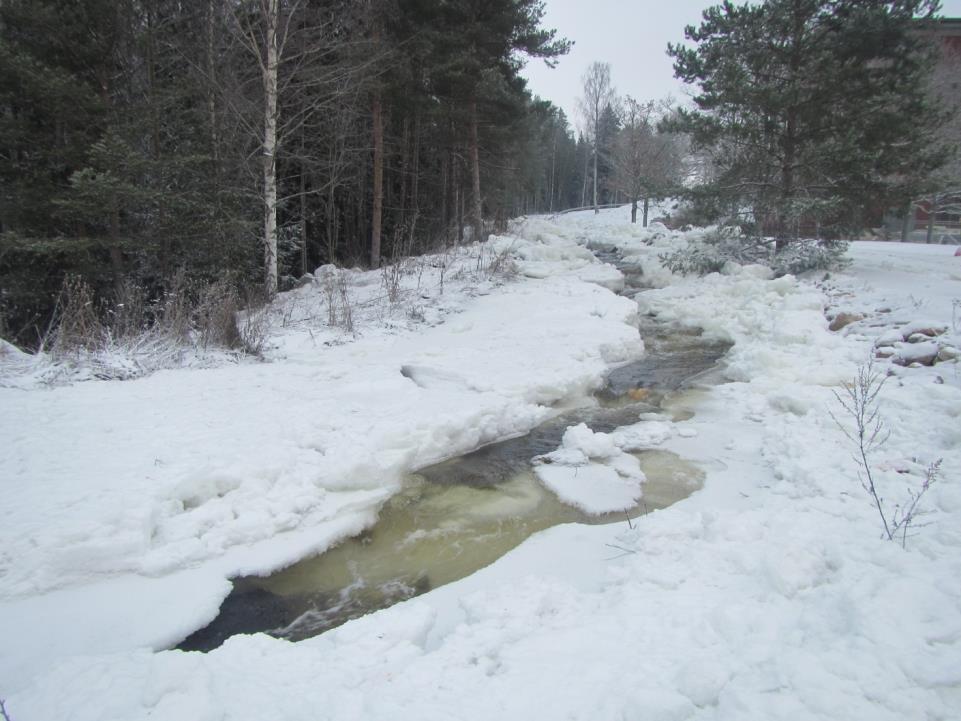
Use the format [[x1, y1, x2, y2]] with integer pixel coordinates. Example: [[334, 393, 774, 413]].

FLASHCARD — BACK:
[[179, 249, 730, 652]]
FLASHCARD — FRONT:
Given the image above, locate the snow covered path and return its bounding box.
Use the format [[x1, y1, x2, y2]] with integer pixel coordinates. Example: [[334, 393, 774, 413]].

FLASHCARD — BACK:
[[4, 211, 961, 720]]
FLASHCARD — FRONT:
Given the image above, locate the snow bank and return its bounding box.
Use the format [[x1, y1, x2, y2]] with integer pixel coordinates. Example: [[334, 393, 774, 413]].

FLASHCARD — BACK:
[[532, 423, 646, 514], [490, 226, 626, 291], [5, 210, 961, 721], [0, 235, 642, 690], [531, 419, 679, 515]]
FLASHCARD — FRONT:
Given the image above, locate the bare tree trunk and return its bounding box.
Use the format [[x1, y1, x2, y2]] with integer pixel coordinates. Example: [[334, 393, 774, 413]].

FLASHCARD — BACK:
[[207, 0, 219, 159], [777, 107, 796, 252], [777, 5, 803, 253], [469, 96, 483, 241], [592, 143, 598, 214], [409, 109, 422, 247], [441, 147, 449, 241], [326, 167, 336, 263], [145, 5, 171, 276], [205, 0, 225, 259], [457, 169, 465, 246], [643, 196, 649, 227], [263, 0, 279, 295], [549, 126, 557, 213], [631, 198, 637, 224], [580, 148, 589, 207], [371, 88, 383, 268], [97, 69, 124, 291], [109, 210, 124, 292], [300, 160, 308, 276], [926, 198, 938, 244], [398, 114, 410, 232], [357, 150, 368, 262]]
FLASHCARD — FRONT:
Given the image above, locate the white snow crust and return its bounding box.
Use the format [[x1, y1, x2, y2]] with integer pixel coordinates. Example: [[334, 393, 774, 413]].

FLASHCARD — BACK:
[[532, 423, 647, 514], [3, 205, 961, 721]]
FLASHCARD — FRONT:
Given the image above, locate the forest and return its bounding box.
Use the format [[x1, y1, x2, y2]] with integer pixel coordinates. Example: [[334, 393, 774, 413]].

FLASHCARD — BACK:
[[0, 0, 622, 347], [1, 0, 953, 350]]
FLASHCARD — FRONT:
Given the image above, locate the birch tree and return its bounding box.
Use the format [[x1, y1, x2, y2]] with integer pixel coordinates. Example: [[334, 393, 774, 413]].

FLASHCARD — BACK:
[[230, 0, 300, 296], [578, 62, 614, 214]]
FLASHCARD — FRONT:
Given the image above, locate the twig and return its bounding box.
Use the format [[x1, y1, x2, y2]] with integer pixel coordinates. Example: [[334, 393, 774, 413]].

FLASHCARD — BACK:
[[831, 359, 940, 547], [604, 543, 637, 559], [830, 359, 892, 538]]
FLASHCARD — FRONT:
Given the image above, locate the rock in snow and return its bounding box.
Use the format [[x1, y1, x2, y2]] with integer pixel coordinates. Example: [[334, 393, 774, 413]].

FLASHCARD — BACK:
[[828, 311, 864, 331]]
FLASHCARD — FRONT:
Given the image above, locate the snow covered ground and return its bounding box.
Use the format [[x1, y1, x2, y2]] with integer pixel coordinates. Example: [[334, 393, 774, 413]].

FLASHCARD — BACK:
[[3, 207, 960, 720]]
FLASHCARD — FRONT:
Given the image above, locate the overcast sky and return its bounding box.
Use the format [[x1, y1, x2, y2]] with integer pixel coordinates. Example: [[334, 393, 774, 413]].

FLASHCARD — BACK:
[[522, 0, 961, 131]]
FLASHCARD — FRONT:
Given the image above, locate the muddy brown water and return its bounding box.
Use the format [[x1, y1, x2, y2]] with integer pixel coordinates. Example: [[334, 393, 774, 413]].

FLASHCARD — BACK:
[[177, 250, 730, 652]]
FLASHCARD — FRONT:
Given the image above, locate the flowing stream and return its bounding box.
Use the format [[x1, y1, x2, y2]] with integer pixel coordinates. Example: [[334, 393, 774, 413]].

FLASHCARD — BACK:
[[178, 247, 730, 652]]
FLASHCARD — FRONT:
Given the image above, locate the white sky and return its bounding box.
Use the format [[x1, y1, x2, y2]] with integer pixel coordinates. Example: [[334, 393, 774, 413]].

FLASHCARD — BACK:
[[522, 0, 961, 132]]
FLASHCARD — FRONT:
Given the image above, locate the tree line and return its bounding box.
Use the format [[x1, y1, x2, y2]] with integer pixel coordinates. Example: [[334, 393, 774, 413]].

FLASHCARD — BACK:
[[0, 0, 607, 347], [3, 0, 955, 347]]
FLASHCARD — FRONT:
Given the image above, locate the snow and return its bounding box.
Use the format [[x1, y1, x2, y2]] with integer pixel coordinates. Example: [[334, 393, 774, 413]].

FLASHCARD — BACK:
[[0, 236, 642, 690], [532, 423, 647, 514], [4, 206, 961, 720]]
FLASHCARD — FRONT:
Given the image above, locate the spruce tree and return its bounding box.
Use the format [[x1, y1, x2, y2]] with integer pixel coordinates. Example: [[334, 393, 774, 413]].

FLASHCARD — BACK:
[[668, 0, 946, 246]]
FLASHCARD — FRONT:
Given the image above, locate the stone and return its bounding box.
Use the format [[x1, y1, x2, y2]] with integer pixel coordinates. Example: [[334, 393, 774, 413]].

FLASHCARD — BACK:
[[893, 340, 940, 366], [829, 312, 865, 332], [874, 329, 903, 347], [937, 346, 960, 362], [900, 320, 947, 340]]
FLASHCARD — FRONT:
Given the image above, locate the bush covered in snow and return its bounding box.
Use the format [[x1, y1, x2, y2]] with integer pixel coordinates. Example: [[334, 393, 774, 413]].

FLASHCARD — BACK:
[[660, 226, 849, 277], [659, 226, 762, 275], [769, 239, 850, 276]]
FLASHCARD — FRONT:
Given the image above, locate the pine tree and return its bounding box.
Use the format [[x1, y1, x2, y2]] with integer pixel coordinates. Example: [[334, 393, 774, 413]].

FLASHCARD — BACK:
[[0, 0, 572, 344], [668, 0, 946, 246], [424, 0, 569, 239]]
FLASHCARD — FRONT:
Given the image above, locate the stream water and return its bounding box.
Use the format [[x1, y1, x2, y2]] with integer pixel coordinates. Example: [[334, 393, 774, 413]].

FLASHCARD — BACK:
[[178, 248, 730, 652]]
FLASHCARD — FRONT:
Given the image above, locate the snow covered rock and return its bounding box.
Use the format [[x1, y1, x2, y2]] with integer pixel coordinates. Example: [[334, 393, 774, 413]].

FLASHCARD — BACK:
[[893, 341, 940, 366], [532, 423, 646, 515], [828, 311, 864, 331], [900, 320, 947, 340], [874, 328, 903, 347], [937, 345, 960, 362]]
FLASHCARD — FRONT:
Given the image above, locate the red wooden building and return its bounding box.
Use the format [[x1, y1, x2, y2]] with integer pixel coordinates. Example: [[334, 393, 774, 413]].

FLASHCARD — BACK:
[[908, 18, 961, 243]]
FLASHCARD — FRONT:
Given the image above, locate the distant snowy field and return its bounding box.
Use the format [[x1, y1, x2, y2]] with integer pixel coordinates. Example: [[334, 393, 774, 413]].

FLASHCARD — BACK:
[[3, 206, 960, 720]]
